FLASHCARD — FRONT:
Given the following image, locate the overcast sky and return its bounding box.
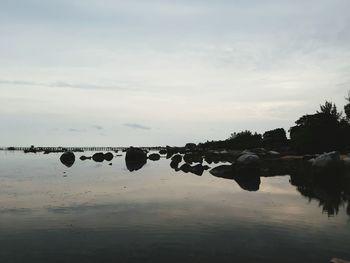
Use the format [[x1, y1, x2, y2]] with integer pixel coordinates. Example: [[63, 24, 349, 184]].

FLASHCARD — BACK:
[[1, 0, 350, 146]]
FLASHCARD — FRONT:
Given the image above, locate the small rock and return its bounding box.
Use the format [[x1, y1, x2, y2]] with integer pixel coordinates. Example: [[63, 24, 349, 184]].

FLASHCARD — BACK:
[[148, 153, 161, 161], [92, 152, 105, 162]]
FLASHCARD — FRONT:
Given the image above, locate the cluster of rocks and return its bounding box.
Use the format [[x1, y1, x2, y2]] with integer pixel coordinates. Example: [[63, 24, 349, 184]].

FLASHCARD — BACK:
[[58, 144, 350, 186]]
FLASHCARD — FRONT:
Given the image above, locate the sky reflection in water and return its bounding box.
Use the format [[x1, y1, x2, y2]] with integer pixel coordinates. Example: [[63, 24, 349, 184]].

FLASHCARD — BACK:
[[0, 151, 349, 263]]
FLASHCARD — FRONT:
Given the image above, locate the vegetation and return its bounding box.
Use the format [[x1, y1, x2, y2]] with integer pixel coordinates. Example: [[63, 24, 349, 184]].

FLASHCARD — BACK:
[[200, 91, 350, 154]]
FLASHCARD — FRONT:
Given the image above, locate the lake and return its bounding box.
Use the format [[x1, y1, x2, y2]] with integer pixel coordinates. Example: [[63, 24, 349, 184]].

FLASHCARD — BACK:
[[0, 151, 349, 263]]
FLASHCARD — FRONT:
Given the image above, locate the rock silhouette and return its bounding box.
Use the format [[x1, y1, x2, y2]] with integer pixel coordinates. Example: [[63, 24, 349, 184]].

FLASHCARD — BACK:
[[92, 152, 105, 162], [125, 147, 147, 172], [209, 164, 260, 191], [60, 152, 75, 167], [148, 153, 161, 161], [80, 155, 92, 161], [104, 152, 114, 161]]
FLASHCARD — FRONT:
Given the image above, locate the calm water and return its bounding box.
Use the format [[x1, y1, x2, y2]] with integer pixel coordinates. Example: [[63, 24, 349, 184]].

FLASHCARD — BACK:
[[0, 151, 349, 263]]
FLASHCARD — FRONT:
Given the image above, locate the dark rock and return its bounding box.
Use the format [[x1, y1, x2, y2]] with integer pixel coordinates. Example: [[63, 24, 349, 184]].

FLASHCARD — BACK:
[[180, 163, 192, 173], [80, 155, 92, 161], [210, 165, 234, 179], [191, 164, 205, 176], [170, 160, 180, 170], [92, 152, 105, 162], [233, 173, 261, 191], [104, 152, 114, 161], [183, 153, 203, 164], [171, 154, 182, 164], [60, 152, 75, 168], [125, 147, 147, 172], [159, 149, 167, 155], [109, 163, 112, 166], [148, 153, 161, 161]]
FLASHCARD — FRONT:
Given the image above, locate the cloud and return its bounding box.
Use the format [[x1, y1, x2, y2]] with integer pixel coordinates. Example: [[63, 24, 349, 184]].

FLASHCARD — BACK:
[[68, 128, 86, 132], [0, 79, 134, 91], [124, 123, 151, 130], [92, 125, 103, 130]]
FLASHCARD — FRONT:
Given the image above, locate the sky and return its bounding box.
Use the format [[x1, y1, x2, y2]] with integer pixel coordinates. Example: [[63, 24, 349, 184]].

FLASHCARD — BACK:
[[1, 0, 350, 146]]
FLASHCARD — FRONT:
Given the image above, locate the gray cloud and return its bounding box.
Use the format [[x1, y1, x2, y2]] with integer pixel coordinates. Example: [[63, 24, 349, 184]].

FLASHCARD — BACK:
[[124, 123, 151, 130], [68, 128, 86, 133], [92, 125, 103, 130], [0, 79, 134, 91]]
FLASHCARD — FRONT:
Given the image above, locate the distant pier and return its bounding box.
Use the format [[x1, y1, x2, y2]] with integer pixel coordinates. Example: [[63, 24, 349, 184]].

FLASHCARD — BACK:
[[1, 146, 165, 152]]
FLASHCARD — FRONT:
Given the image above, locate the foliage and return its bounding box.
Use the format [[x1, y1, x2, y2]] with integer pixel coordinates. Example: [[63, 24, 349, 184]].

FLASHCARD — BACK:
[[263, 128, 288, 149], [227, 130, 262, 149], [317, 101, 342, 120], [290, 99, 350, 153], [345, 91, 350, 120]]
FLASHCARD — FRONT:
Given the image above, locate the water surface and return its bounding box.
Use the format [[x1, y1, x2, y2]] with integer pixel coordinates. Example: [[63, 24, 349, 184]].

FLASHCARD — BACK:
[[0, 151, 349, 263]]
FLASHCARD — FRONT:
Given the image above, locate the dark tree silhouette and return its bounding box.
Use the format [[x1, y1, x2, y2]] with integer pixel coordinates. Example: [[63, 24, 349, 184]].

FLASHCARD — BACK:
[[345, 91, 350, 120], [227, 130, 263, 149], [290, 99, 350, 153], [317, 101, 342, 120], [263, 128, 287, 150]]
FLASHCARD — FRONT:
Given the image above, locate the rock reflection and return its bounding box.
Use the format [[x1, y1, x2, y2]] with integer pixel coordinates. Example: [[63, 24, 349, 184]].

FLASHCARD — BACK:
[[209, 165, 261, 191], [59, 148, 350, 216]]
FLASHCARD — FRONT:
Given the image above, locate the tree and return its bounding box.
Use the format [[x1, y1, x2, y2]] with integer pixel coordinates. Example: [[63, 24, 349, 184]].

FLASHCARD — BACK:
[[345, 91, 350, 120], [227, 130, 262, 149], [317, 101, 342, 120], [263, 128, 287, 150]]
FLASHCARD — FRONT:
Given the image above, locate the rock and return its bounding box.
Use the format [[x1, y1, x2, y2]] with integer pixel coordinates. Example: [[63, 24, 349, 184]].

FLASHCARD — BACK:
[[191, 164, 205, 176], [92, 152, 105, 162], [60, 152, 75, 168], [80, 155, 92, 161], [148, 153, 161, 161], [237, 153, 260, 166], [125, 147, 147, 172], [233, 173, 261, 191], [159, 149, 167, 155], [180, 163, 192, 173], [210, 165, 234, 179], [170, 160, 180, 170], [267, 151, 280, 157], [311, 151, 341, 168], [183, 153, 203, 164], [109, 163, 112, 166], [104, 152, 114, 161], [171, 154, 182, 164]]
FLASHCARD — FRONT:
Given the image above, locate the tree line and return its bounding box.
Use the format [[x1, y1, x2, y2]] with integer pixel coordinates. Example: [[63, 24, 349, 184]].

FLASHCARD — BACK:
[[200, 91, 350, 154]]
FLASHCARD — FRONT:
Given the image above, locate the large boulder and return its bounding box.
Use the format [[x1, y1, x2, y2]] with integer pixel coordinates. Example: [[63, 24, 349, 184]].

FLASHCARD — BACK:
[[237, 153, 260, 166], [311, 151, 341, 168], [125, 147, 147, 171], [60, 152, 75, 167]]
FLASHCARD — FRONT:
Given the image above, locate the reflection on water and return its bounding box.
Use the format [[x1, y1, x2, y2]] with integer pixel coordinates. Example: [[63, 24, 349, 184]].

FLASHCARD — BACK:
[[0, 151, 349, 263]]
